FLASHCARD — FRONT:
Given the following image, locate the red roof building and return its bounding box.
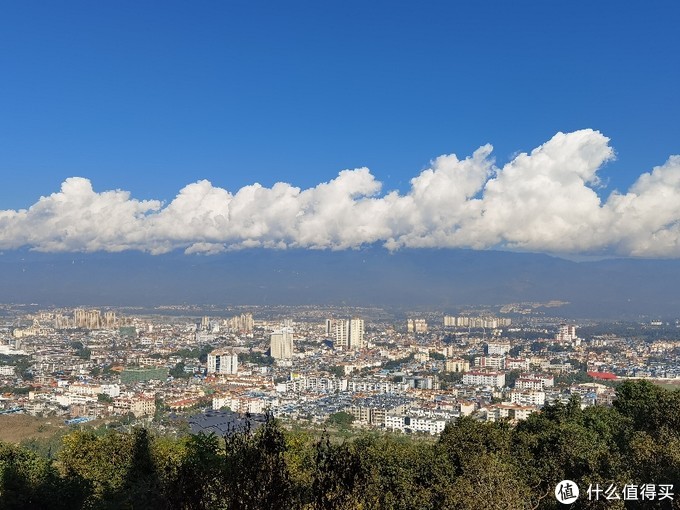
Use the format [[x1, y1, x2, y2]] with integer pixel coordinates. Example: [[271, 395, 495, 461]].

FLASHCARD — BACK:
[[587, 371, 617, 380]]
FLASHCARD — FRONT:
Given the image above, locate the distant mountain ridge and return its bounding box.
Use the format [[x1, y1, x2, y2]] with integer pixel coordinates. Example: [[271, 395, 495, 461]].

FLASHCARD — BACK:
[[1, 247, 679, 319]]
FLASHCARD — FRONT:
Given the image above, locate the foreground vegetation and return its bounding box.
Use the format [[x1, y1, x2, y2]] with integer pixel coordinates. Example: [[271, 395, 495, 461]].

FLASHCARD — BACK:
[[1, 380, 679, 509]]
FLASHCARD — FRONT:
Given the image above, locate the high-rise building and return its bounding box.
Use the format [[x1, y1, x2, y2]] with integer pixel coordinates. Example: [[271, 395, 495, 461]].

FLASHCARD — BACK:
[[200, 316, 211, 331], [326, 319, 348, 348], [54, 314, 70, 330], [327, 318, 364, 350], [207, 350, 238, 375], [103, 311, 117, 328], [445, 358, 470, 373], [270, 320, 294, 360], [74, 308, 102, 329], [555, 324, 578, 343], [407, 319, 428, 333], [225, 312, 254, 333], [349, 318, 365, 349], [240, 313, 254, 333]]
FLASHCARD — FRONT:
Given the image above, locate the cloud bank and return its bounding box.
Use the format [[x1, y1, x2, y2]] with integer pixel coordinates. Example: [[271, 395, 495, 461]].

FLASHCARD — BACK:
[[2, 129, 680, 258]]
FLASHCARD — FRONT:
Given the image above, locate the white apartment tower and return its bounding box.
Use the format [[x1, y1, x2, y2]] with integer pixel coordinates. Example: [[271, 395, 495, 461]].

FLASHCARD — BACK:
[[270, 320, 294, 360], [207, 350, 238, 375], [349, 318, 365, 349], [326, 319, 348, 347], [555, 324, 578, 343], [327, 318, 364, 350]]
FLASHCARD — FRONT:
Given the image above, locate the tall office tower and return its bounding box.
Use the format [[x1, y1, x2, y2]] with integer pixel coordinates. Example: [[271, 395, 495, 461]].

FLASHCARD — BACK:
[[270, 321, 294, 360], [207, 350, 239, 375]]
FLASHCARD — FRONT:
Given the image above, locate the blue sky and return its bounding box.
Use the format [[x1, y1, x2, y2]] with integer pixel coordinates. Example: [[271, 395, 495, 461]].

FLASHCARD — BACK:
[[1, 1, 679, 257]]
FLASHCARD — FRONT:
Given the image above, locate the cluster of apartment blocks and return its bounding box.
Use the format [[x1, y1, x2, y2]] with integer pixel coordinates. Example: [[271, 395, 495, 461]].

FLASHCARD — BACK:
[[401, 315, 512, 334], [260, 333, 592, 431], [198, 313, 254, 334], [205, 356, 560, 435], [175, 336, 616, 426], [13, 310, 121, 338], [23, 381, 158, 419], [443, 316, 512, 328], [266, 317, 367, 364], [211, 384, 473, 435]]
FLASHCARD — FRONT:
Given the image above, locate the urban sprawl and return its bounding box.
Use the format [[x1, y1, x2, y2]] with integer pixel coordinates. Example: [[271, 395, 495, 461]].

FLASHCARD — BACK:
[[2, 303, 680, 434]]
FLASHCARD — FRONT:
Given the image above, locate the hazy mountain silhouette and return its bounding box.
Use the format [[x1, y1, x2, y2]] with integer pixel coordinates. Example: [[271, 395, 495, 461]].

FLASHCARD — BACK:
[[1, 247, 679, 319]]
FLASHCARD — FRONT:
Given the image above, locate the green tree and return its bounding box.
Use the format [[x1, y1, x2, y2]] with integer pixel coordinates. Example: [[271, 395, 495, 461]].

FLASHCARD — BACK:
[[0, 441, 86, 510], [97, 393, 113, 404], [59, 430, 133, 508], [326, 412, 354, 429], [327, 365, 345, 378], [311, 434, 363, 510], [155, 433, 223, 510], [440, 452, 530, 510], [122, 428, 164, 509], [70, 341, 91, 360], [504, 369, 521, 388], [512, 397, 628, 508], [169, 362, 190, 379], [437, 417, 512, 475], [353, 435, 434, 510], [613, 379, 680, 432], [221, 414, 293, 510]]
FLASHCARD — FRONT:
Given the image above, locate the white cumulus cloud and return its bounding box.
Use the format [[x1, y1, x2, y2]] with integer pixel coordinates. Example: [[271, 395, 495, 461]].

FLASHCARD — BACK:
[[1, 129, 680, 258]]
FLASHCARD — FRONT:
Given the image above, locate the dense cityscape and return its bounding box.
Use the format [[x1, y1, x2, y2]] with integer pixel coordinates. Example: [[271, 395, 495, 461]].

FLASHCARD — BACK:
[[2, 302, 679, 435]]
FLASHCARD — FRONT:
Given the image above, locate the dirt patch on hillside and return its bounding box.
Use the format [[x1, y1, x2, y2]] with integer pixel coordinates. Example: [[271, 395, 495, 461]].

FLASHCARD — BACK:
[[0, 414, 66, 443]]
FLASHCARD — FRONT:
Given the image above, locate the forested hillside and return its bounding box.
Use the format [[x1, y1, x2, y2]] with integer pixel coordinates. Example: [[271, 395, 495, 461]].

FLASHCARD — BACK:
[[1, 380, 679, 509]]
